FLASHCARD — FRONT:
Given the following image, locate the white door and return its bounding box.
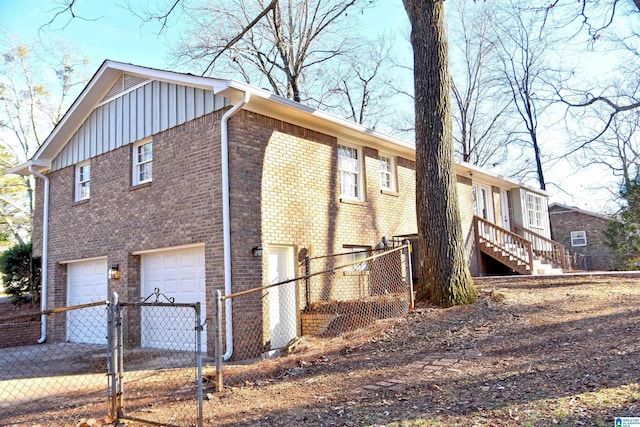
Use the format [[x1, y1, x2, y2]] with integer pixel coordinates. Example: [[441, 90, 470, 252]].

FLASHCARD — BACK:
[[67, 258, 108, 344], [141, 247, 206, 352], [268, 246, 297, 349], [500, 189, 511, 231]]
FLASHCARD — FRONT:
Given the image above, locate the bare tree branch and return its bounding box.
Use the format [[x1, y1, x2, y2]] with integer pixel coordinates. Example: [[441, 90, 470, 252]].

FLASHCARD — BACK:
[[202, 0, 278, 76]]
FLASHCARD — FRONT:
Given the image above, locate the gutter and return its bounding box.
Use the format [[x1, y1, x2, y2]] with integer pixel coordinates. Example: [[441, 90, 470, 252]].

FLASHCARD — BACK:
[[220, 92, 250, 361], [29, 166, 49, 344]]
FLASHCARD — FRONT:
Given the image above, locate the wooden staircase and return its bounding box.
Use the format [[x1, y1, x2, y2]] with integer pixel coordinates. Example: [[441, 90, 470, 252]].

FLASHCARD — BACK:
[[474, 216, 566, 275]]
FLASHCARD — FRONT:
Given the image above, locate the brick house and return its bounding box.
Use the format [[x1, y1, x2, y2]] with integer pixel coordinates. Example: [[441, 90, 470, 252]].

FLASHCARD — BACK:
[[9, 61, 559, 358], [549, 203, 613, 271]]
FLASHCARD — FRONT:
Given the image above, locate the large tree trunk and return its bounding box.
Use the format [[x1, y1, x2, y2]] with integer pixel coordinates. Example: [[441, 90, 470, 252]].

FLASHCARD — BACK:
[[403, 0, 477, 306]]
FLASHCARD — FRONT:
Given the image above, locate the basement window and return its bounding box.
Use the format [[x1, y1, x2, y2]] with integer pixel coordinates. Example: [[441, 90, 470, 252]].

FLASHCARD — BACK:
[[343, 245, 371, 272]]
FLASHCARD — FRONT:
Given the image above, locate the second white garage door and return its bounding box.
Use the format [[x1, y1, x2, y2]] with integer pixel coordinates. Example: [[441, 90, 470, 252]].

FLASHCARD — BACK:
[[141, 246, 206, 352]]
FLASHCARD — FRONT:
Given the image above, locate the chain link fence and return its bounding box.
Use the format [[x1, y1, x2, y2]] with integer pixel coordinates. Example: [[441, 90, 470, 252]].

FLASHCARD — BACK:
[[0, 291, 204, 427], [212, 244, 412, 390], [0, 303, 110, 426]]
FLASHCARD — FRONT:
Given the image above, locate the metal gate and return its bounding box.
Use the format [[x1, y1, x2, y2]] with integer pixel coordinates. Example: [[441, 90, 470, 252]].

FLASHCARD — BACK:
[[108, 289, 204, 427], [0, 290, 204, 426]]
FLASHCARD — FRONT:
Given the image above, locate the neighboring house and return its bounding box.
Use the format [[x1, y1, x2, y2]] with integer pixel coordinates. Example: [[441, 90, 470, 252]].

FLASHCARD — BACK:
[[8, 61, 562, 359], [549, 203, 613, 271]]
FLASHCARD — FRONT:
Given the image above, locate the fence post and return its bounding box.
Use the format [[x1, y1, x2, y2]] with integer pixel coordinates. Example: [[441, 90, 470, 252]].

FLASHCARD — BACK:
[[115, 293, 124, 418], [195, 302, 204, 427], [214, 290, 224, 392], [107, 292, 118, 421], [107, 291, 119, 421], [404, 242, 414, 310], [304, 254, 311, 308]]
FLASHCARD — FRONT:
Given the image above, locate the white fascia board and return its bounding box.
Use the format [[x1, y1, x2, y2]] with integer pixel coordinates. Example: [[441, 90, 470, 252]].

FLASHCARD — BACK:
[[549, 202, 612, 220], [5, 159, 51, 176], [221, 81, 417, 158], [113, 61, 228, 92], [456, 161, 549, 196]]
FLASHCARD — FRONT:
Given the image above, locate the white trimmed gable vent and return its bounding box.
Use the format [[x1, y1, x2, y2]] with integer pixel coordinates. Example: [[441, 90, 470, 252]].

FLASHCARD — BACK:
[[101, 74, 150, 103]]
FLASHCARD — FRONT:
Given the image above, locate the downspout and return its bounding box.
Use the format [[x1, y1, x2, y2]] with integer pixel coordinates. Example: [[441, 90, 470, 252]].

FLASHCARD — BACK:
[[29, 166, 49, 344], [221, 92, 250, 361]]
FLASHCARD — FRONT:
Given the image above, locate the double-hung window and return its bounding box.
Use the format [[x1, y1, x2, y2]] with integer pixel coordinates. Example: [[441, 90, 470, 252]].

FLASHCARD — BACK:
[[526, 193, 543, 228], [338, 144, 363, 200], [75, 161, 90, 201], [571, 231, 587, 247], [379, 154, 396, 192], [133, 139, 153, 185]]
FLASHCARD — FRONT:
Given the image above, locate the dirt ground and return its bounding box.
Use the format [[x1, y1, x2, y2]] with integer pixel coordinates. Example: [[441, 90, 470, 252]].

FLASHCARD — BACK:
[[201, 275, 640, 426], [3, 275, 640, 426]]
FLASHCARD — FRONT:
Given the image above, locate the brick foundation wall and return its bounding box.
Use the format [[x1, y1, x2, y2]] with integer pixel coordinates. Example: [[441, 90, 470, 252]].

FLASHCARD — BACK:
[[0, 301, 41, 348], [300, 312, 337, 336], [0, 320, 41, 348]]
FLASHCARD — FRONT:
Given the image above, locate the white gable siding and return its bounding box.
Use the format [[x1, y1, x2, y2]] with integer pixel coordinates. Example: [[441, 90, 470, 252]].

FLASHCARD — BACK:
[[52, 80, 229, 171]]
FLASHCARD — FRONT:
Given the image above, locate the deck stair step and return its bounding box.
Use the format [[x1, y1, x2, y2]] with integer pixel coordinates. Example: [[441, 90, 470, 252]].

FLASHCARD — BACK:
[[475, 215, 565, 276]]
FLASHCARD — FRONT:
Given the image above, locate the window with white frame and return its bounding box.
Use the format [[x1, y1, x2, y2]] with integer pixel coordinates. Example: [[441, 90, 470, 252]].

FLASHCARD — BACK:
[[344, 245, 371, 271], [571, 230, 587, 247], [75, 161, 90, 201], [379, 154, 396, 192], [133, 139, 153, 185], [338, 144, 363, 200], [526, 193, 544, 228]]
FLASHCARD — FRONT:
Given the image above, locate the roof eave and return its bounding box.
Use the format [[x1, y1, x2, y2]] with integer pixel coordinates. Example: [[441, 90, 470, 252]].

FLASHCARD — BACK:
[[5, 159, 51, 176], [219, 82, 417, 159]]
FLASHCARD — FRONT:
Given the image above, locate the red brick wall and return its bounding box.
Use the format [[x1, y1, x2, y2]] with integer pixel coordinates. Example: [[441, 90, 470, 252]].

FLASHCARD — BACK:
[[32, 105, 487, 358], [549, 207, 613, 271], [225, 111, 418, 357], [0, 301, 41, 348], [33, 110, 226, 344]]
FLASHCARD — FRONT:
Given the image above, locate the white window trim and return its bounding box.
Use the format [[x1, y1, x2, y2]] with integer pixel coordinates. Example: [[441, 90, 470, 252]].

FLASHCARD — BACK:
[[379, 153, 397, 192], [75, 160, 91, 202], [338, 143, 364, 201], [133, 138, 153, 186], [526, 193, 544, 229], [570, 230, 587, 247]]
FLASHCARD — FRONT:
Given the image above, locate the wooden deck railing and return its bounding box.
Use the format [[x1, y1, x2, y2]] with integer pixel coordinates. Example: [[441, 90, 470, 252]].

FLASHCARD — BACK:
[[514, 224, 567, 270], [474, 216, 534, 274]]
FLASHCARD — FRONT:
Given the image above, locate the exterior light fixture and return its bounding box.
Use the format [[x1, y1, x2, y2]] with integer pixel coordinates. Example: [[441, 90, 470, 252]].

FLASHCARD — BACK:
[[252, 246, 263, 257], [108, 265, 120, 280]]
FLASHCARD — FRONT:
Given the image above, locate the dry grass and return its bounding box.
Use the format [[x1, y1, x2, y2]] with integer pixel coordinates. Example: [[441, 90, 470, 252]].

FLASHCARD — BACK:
[[203, 275, 640, 426]]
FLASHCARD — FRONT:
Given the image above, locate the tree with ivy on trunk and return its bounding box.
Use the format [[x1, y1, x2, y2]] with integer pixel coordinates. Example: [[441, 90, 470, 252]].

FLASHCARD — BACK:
[[403, 0, 477, 306]]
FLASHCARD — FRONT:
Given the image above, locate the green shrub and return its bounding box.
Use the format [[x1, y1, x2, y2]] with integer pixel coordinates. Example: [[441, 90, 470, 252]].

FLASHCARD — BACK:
[[0, 242, 41, 304]]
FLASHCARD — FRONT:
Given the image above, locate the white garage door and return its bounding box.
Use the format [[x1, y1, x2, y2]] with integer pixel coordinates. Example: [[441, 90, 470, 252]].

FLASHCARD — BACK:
[[66, 258, 108, 344], [141, 247, 206, 352]]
